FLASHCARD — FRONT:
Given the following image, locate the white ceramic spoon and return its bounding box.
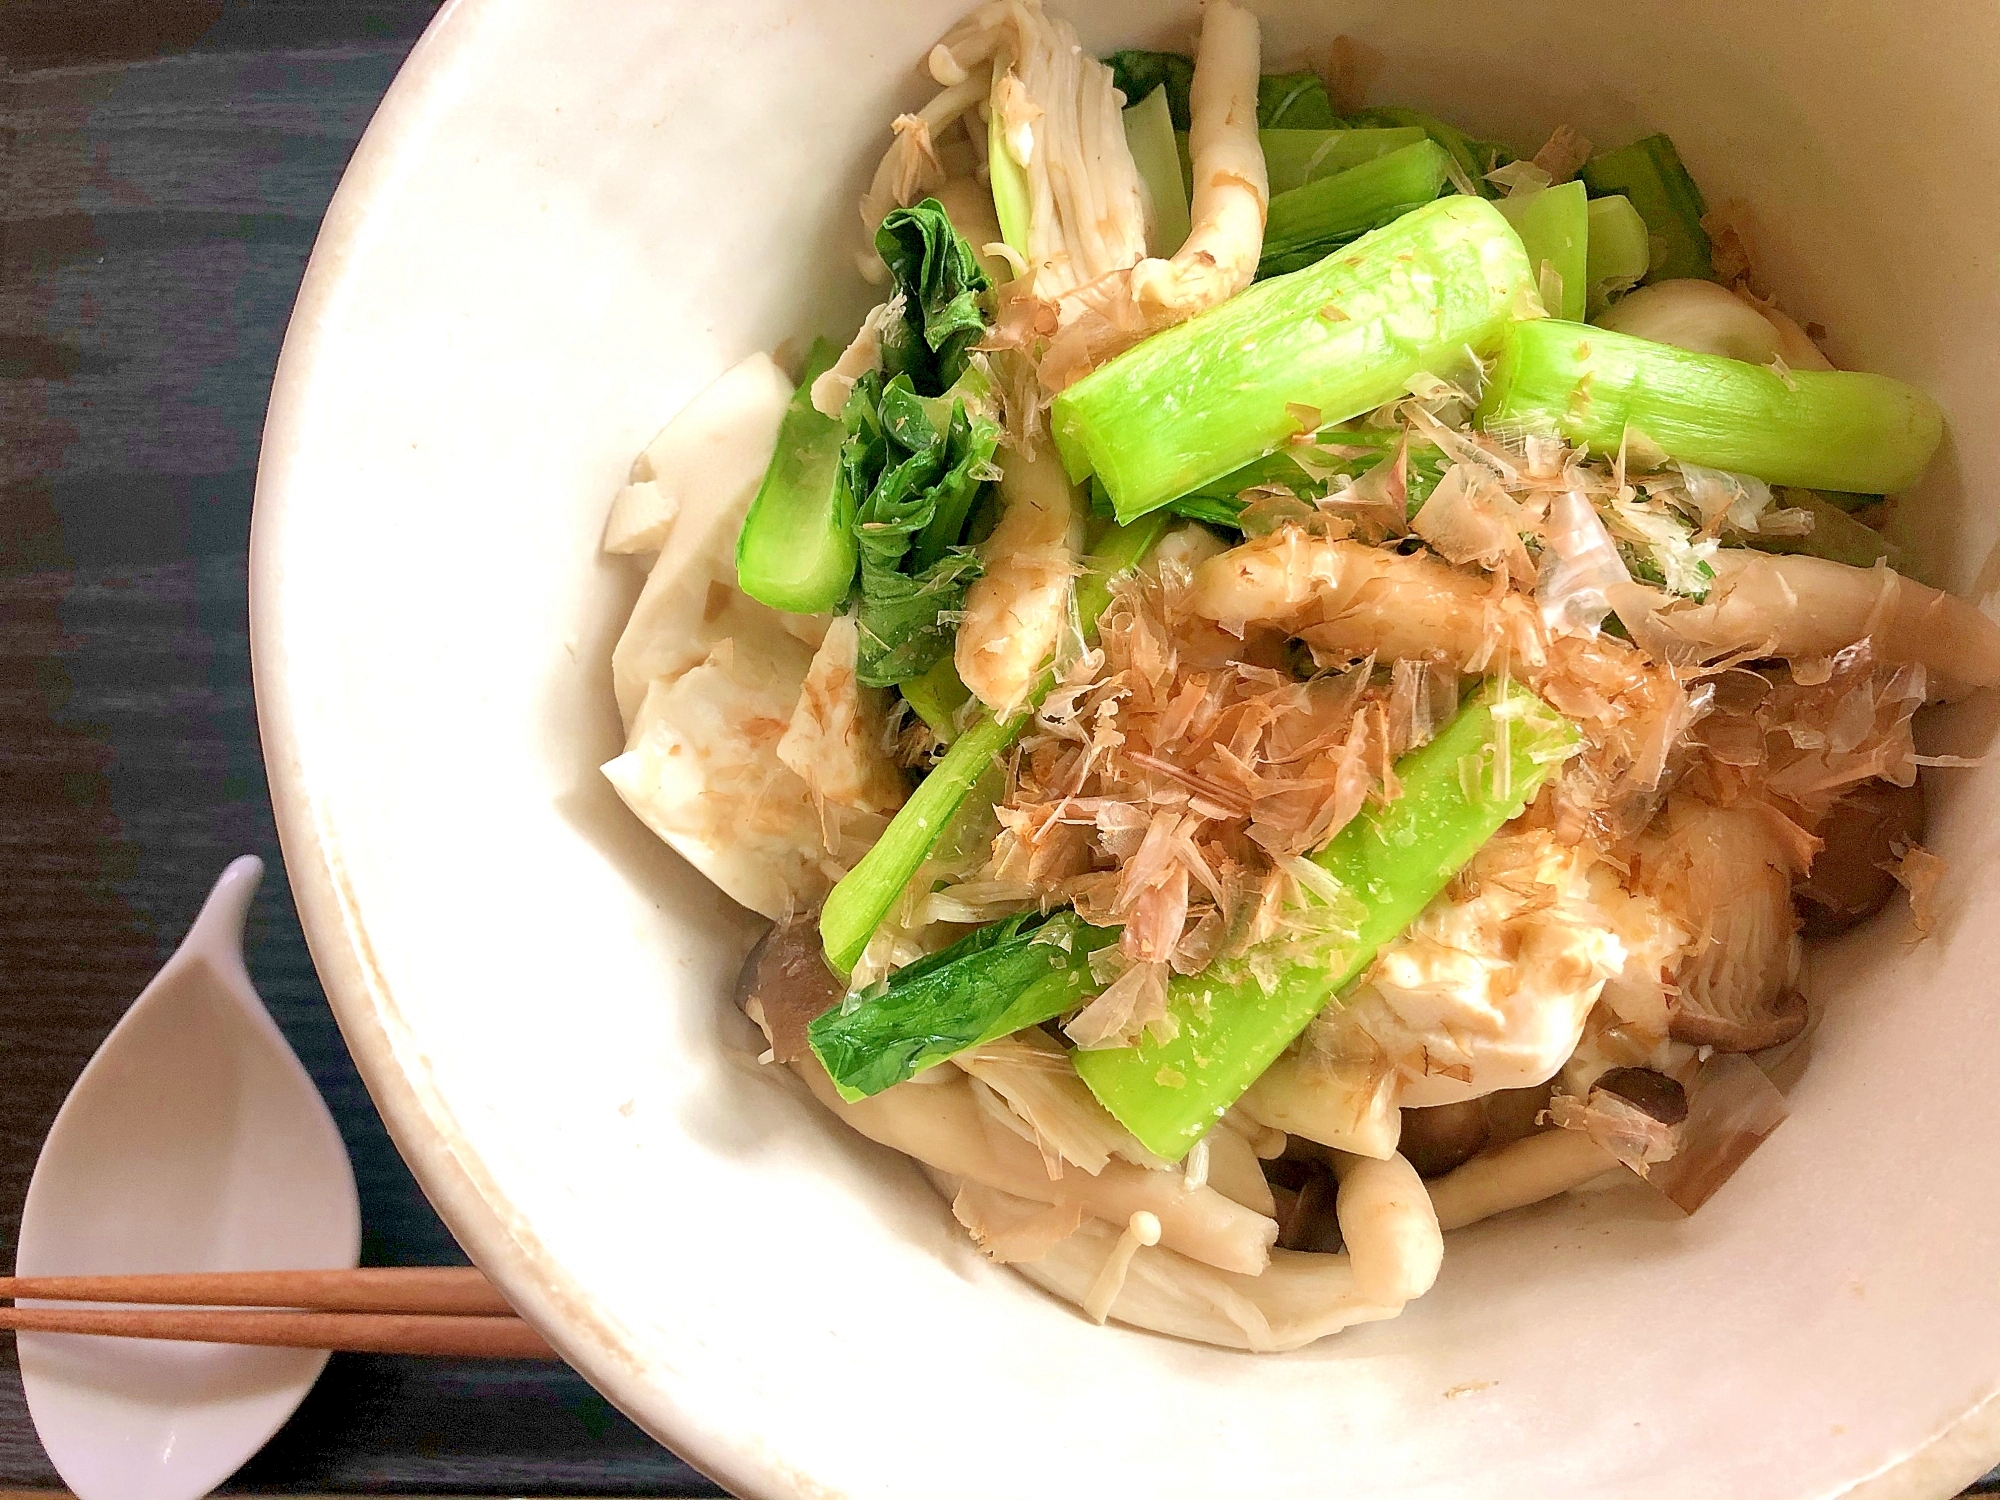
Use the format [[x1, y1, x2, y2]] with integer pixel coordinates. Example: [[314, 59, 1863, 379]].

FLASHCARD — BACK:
[[15, 856, 362, 1500]]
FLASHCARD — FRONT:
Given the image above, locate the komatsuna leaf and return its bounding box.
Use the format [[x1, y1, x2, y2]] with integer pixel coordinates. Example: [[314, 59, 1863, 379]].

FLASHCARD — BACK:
[[1257, 70, 1339, 128], [875, 199, 993, 397], [808, 909, 1118, 1100], [843, 369, 1002, 687]]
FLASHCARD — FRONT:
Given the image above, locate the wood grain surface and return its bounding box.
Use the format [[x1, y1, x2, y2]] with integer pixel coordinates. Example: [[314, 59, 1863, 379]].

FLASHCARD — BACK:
[[1, 5, 724, 1492]]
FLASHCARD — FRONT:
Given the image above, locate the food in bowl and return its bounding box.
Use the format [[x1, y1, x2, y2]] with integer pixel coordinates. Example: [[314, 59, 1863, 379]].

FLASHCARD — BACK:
[[597, 0, 2000, 1350]]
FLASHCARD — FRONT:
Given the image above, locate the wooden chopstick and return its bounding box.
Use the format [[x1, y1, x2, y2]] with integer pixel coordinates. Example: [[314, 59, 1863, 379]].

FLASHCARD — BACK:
[[0, 1266, 512, 1316], [0, 1305, 557, 1359]]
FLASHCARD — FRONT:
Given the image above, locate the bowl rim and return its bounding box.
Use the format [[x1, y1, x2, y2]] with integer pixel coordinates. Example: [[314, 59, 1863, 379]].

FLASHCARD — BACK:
[[245, 5, 774, 1496], [247, 3, 2000, 1497]]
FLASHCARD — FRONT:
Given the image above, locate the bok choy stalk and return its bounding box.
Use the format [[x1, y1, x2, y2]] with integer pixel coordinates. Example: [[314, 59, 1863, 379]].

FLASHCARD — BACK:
[[1074, 680, 1579, 1161], [808, 910, 1117, 1100], [1345, 105, 1516, 196], [1585, 195, 1651, 314], [1051, 195, 1538, 523], [1496, 179, 1587, 321], [819, 512, 1172, 974], [1578, 133, 1712, 283], [1124, 86, 1192, 258], [900, 655, 974, 742], [1256, 138, 1453, 278], [1257, 126, 1430, 195], [736, 339, 853, 613], [1478, 319, 1946, 495]]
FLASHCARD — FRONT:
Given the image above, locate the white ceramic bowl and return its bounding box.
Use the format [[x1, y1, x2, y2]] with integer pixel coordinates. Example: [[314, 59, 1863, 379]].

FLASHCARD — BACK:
[[251, 2, 2000, 1496]]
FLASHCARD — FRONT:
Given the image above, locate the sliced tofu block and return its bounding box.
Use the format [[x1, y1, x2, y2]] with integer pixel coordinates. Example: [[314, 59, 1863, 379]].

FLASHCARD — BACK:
[[609, 352, 797, 727], [602, 636, 826, 920]]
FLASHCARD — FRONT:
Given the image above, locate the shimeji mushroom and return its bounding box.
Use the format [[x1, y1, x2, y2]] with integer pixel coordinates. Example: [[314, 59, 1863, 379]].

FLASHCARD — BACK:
[[1425, 1129, 1622, 1232], [1330, 1151, 1444, 1306]]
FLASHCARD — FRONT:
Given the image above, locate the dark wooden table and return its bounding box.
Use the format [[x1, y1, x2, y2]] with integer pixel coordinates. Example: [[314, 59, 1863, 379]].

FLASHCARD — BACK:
[[1, 3, 723, 1491]]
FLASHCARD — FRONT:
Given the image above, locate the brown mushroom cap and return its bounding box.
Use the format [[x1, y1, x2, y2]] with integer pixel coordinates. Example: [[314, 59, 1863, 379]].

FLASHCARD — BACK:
[[1591, 1066, 1690, 1126], [1795, 778, 1926, 938], [736, 913, 844, 1063], [1397, 1100, 1491, 1179], [1670, 987, 1808, 1052]]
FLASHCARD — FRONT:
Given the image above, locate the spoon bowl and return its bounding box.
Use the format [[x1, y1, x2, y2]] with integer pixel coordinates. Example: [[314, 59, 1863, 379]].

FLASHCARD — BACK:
[[15, 857, 361, 1500]]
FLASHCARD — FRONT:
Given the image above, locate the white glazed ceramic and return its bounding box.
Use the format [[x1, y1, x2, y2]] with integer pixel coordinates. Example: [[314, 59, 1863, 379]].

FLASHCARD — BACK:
[[250, 2, 2000, 1497], [16, 858, 362, 1500]]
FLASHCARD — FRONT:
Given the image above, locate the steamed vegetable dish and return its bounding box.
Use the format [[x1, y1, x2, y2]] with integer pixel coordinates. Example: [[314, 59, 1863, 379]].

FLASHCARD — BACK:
[[599, 0, 1999, 1351]]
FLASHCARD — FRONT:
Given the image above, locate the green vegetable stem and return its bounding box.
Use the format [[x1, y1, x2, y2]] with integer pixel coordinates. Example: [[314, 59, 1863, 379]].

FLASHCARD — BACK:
[[1074, 680, 1579, 1161], [818, 512, 1172, 975], [1051, 195, 1538, 524], [1578, 133, 1713, 283], [735, 338, 854, 613], [1478, 319, 1945, 495], [1584, 195, 1650, 314], [1256, 139, 1453, 279], [808, 910, 1118, 1101], [1496, 180, 1588, 322], [1256, 127, 1429, 196]]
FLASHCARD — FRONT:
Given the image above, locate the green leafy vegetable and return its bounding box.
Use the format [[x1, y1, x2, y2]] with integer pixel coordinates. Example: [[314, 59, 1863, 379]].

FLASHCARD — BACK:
[[1124, 86, 1192, 257], [1578, 134, 1713, 283], [1258, 126, 1430, 195], [1478, 319, 1945, 494], [1584, 194, 1651, 314], [1051, 195, 1537, 523], [873, 200, 993, 397], [845, 368, 1001, 687], [1106, 50, 1195, 128], [1074, 680, 1579, 1160], [1345, 106, 1516, 196], [830, 201, 1003, 688], [1257, 138, 1453, 278], [1257, 70, 1339, 128], [736, 339, 856, 613], [820, 513, 1172, 975], [1105, 57, 1339, 132], [808, 910, 1118, 1101], [1496, 180, 1588, 321]]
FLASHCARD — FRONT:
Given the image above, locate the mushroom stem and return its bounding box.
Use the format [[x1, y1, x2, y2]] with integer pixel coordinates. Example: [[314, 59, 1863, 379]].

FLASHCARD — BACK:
[[1331, 1151, 1443, 1304], [1426, 1129, 1621, 1232]]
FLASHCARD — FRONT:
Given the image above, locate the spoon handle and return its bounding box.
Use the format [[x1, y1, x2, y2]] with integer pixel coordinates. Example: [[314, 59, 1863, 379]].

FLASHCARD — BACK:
[[0, 1266, 511, 1315], [0, 1305, 557, 1359]]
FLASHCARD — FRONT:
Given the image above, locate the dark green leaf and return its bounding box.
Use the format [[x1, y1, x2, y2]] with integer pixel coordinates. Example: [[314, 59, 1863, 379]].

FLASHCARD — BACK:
[[875, 199, 993, 396], [1344, 106, 1516, 198], [808, 910, 1118, 1100], [1257, 70, 1339, 128], [841, 370, 1000, 687], [856, 550, 981, 687]]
